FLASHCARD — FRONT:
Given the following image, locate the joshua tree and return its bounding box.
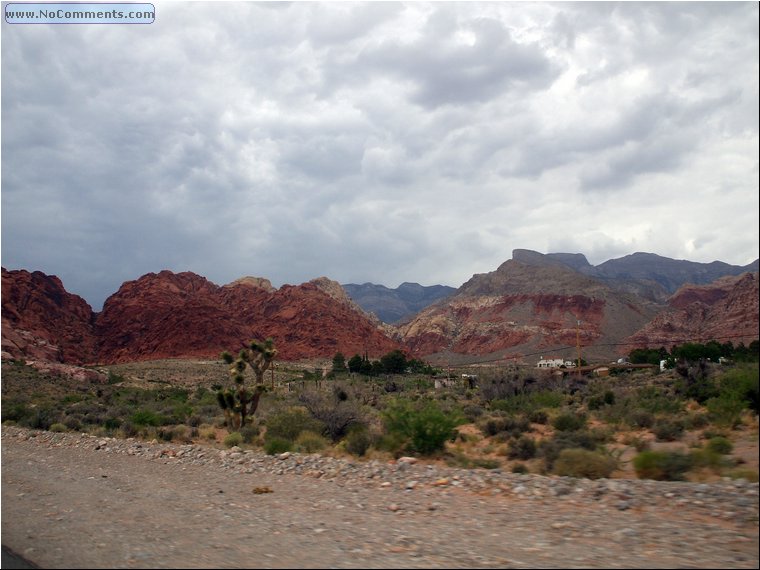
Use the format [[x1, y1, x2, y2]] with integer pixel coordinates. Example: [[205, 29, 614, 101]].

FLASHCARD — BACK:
[[218, 338, 278, 429]]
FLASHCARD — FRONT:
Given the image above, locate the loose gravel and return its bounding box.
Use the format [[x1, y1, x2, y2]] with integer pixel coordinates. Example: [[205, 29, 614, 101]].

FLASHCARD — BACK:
[[2, 426, 758, 569]]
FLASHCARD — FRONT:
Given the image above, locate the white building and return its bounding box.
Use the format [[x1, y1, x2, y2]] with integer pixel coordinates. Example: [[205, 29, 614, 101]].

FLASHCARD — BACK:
[[536, 358, 576, 369]]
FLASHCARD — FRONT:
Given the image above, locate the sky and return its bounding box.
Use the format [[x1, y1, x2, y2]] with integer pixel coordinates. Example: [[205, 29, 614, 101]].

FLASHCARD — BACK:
[[2, 1, 759, 310]]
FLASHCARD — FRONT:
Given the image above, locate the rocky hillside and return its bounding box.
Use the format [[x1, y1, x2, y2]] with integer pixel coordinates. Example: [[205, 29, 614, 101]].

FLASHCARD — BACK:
[[2, 268, 401, 364], [342, 282, 456, 323], [624, 272, 759, 349], [399, 253, 661, 363], [1, 268, 97, 364]]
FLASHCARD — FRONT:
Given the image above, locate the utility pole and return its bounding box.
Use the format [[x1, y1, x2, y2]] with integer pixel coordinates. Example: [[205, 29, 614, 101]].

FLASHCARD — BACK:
[[576, 319, 582, 378]]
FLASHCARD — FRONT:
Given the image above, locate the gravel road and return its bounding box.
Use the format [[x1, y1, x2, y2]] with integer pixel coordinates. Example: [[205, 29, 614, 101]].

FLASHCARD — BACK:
[[2, 427, 758, 569]]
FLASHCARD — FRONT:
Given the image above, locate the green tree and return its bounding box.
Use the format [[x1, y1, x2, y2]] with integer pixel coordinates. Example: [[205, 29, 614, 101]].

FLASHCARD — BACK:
[[332, 352, 347, 374], [380, 349, 408, 374], [218, 338, 278, 429], [347, 354, 364, 374]]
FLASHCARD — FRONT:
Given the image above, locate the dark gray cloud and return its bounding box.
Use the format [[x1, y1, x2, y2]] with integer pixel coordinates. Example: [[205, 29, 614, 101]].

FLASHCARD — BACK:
[[2, 2, 758, 309]]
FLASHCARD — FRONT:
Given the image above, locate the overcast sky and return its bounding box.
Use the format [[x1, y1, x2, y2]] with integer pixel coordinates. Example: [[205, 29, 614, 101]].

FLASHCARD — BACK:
[[2, 1, 759, 310]]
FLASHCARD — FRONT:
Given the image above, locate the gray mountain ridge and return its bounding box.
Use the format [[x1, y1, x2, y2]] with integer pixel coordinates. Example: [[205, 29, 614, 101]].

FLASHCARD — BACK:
[[345, 250, 759, 323]]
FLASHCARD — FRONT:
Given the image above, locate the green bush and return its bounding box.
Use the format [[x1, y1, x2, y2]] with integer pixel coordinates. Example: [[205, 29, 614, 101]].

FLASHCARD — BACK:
[[552, 448, 617, 479], [507, 436, 537, 460], [382, 399, 460, 455], [627, 409, 655, 429], [633, 450, 693, 481], [706, 395, 746, 427], [49, 423, 68, 433], [528, 409, 548, 424], [240, 424, 260, 444], [511, 463, 529, 474], [223, 432, 243, 448], [295, 431, 329, 453], [706, 436, 733, 455], [717, 365, 759, 414], [652, 419, 684, 442], [539, 431, 597, 471], [264, 408, 325, 442], [345, 425, 371, 457], [264, 437, 293, 455], [552, 412, 587, 432], [130, 409, 164, 427]]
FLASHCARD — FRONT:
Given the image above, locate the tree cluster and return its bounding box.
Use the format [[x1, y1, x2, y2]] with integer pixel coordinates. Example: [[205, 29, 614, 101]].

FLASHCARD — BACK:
[[629, 339, 759, 366], [334, 349, 436, 376]]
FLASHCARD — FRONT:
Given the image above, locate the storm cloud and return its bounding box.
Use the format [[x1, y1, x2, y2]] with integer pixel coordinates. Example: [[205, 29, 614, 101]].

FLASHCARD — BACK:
[[2, 2, 758, 309]]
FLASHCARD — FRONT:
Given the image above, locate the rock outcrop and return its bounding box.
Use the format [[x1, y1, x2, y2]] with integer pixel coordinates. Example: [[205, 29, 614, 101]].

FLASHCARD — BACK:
[[399, 254, 660, 363], [1, 268, 97, 364], [624, 272, 759, 349], [3, 268, 401, 365], [93, 271, 401, 363]]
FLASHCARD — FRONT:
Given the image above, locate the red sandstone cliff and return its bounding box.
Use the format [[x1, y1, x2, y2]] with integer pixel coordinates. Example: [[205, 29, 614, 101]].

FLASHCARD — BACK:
[[399, 258, 660, 362], [624, 272, 759, 349], [2, 268, 401, 364], [93, 271, 401, 363], [1, 268, 97, 364]]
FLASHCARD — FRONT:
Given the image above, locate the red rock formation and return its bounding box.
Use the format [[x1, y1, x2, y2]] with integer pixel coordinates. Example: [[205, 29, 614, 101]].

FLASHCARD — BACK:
[[1, 268, 97, 364], [95, 271, 252, 363], [3, 268, 402, 365], [95, 271, 400, 363], [400, 258, 659, 362], [624, 272, 759, 349]]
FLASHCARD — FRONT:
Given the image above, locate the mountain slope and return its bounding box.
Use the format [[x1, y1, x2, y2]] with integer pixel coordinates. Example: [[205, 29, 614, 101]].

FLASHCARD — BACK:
[[624, 272, 759, 349], [399, 254, 660, 362], [342, 282, 456, 323], [1, 268, 97, 364], [2, 268, 401, 365]]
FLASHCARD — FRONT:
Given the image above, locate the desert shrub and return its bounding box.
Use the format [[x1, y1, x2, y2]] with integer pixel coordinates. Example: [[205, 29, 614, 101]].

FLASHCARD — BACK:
[[295, 431, 329, 453], [298, 391, 361, 441], [63, 416, 82, 431], [478, 413, 531, 438], [49, 423, 68, 433], [552, 412, 587, 432], [462, 404, 486, 422], [706, 436, 733, 455], [491, 390, 565, 414], [382, 398, 460, 455], [705, 395, 746, 427], [511, 463, 529, 474], [120, 421, 138, 438], [587, 391, 616, 410], [264, 408, 325, 442], [690, 448, 730, 471], [529, 409, 548, 425], [539, 431, 597, 471], [223, 432, 243, 448], [725, 468, 759, 483], [633, 450, 693, 481], [652, 419, 685, 441], [507, 436, 537, 460], [632, 386, 683, 415], [553, 448, 617, 479], [626, 409, 655, 429], [622, 434, 651, 452], [240, 424, 260, 444], [22, 408, 56, 431], [717, 365, 759, 414], [684, 412, 709, 430], [264, 437, 292, 455], [345, 425, 372, 457], [130, 409, 164, 427]]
